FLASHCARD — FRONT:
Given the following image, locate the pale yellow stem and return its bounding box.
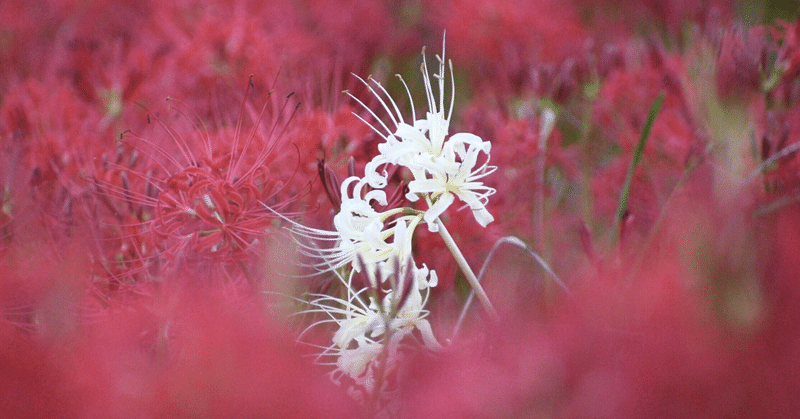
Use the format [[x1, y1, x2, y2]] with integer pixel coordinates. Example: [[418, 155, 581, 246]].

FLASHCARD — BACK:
[[435, 218, 499, 322]]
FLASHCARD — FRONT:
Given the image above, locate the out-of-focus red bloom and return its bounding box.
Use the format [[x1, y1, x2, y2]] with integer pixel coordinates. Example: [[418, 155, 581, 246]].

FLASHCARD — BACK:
[[0, 79, 119, 243], [401, 190, 800, 418], [572, 0, 734, 44], [291, 105, 374, 178], [2, 280, 365, 418], [768, 20, 800, 107], [594, 46, 696, 161], [755, 108, 800, 209], [139, 287, 363, 418], [0, 329, 81, 419], [589, 45, 705, 236], [302, 0, 398, 63], [775, 19, 800, 80], [464, 100, 578, 235], [716, 25, 771, 103], [427, 0, 592, 94], [90, 82, 305, 287]]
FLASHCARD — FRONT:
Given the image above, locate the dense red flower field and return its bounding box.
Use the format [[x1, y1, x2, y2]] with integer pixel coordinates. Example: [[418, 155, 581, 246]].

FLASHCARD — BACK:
[[2, 0, 800, 417]]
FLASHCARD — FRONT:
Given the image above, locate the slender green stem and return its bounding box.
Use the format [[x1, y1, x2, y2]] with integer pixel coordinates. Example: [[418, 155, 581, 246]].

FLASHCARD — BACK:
[[615, 92, 664, 223], [450, 236, 568, 341], [435, 218, 500, 322]]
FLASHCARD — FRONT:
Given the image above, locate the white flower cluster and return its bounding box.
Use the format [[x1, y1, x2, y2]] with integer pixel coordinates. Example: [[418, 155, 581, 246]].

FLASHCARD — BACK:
[[293, 38, 495, 401], [351, 40, 496, 233]]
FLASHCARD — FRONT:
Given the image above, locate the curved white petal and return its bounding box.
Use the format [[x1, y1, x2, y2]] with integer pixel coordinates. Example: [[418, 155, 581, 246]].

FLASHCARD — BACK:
[[423, 191, 455, 231]]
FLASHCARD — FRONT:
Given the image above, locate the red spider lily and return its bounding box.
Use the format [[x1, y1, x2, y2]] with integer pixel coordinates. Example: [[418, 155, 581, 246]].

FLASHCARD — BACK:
[[142, 0, 399, 111], [143, 289, 365, 418], [0, 329, 80, 419], [0, 0, 155, 80], [573, 0, 735, 43], [460, 99, 578, 239], [284, 53, 391, 225], [716, 25, 771, 103], [587, 46, 708, 237], [1, 280, 365, 418], [291, 106, 374, 192], [0, 0, 173, 134], [91, 78, 306, 284], [593, 46, 696, 160], [399, 195, 800, 418], [1, 78, 158, 289], [426, 0, 590, 90], [0, 79, 123, 244], [754, 108, 800, 214], [769, 20, 800, 107]]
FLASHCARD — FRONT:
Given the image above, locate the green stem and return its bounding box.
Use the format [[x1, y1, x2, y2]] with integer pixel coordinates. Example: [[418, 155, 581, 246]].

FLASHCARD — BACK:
[[615, 92, 664, 223], [435, 218, 500, 322]]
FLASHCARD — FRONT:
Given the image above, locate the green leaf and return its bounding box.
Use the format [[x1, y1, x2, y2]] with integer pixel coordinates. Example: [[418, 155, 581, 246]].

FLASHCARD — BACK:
[[615, 92, 665, 222]]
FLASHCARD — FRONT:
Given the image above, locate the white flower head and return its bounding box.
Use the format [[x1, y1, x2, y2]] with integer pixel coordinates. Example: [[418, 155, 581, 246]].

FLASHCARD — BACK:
[[405, 132, 497, 229], [298, 262, 441, 401], [287, 176, 412, 273], [283, 35, 496, 406], [347, 35, 496, 232]]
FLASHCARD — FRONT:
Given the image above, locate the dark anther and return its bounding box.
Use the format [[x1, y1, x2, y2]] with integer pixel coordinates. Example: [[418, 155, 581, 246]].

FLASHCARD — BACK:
[[393, 256, 415, 313], [318, 159, 342, 212]]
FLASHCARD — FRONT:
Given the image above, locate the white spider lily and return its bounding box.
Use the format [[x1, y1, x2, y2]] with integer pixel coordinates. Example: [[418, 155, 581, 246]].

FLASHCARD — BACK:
[[330, 284, 441, 351], [285, 36, 498, 407], [348, 218, 439, 290], [347, 37, 496, 232], [286, 175, 414, 273], [300, 264, 441, 397], [406, 134, 497, 229], [291, 208, 419, 274]]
